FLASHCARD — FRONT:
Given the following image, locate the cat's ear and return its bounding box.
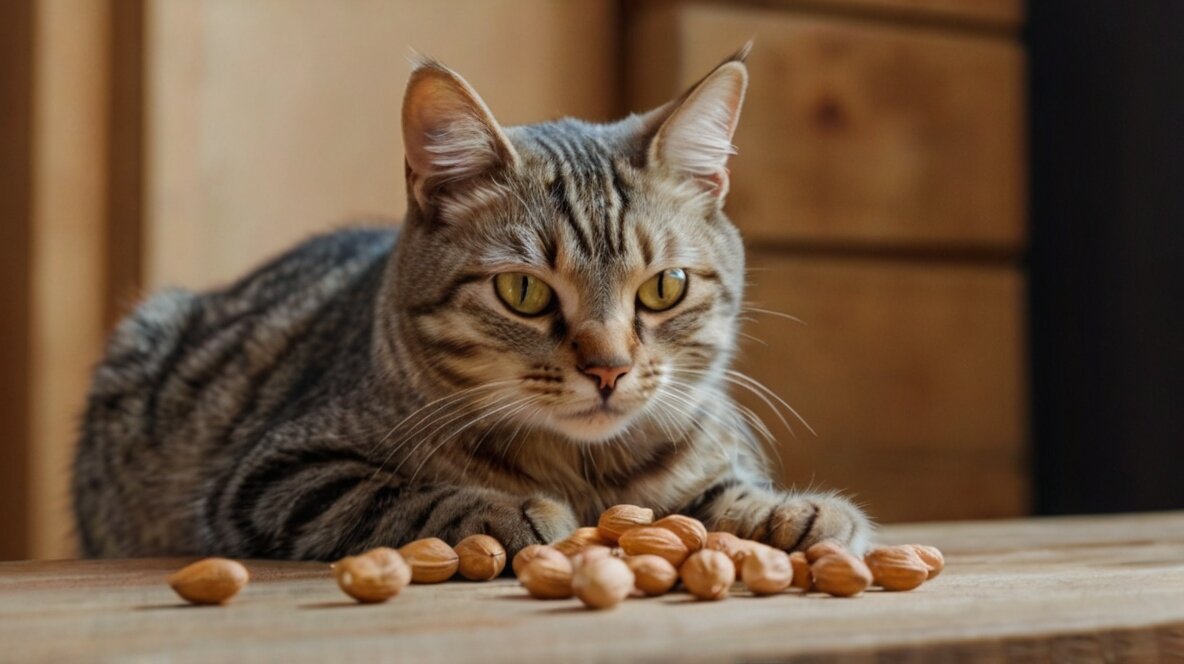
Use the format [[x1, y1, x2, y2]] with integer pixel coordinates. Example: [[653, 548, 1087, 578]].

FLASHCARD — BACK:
[[402, 57, 519, 212], [644, 43, 750, 199]]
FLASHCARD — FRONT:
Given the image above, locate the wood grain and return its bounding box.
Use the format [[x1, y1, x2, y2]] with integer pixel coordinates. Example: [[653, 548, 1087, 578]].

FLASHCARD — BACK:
[[2, 513, 1182, 662], [27, 0, 111, 560], [631, 3, 1025, 250], [737, 253, 1028, 522], [144, 0, 619, 291], [757, 0, 1023, 29], [0, 0, 34, 561]]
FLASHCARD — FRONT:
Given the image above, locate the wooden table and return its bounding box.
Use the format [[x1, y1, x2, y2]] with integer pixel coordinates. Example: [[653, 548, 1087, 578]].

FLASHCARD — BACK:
[[3, 512, 1183, 662]]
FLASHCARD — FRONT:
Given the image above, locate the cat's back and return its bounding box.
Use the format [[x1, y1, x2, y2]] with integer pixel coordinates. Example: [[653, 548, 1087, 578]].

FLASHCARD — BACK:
[[74, 226, 397, 556]]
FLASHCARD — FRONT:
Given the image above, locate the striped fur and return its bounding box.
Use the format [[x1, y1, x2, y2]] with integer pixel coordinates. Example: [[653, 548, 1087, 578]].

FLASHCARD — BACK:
[[73, 52, 871, 560]]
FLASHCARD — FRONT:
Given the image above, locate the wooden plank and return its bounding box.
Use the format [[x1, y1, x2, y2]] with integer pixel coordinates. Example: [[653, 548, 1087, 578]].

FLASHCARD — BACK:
[[144, 0, 619, 291], [105, 0, 145, 327], [0, 0, 34, 561], [27, 0, 111, 559], [2, 513, 1182, 662], [756, 0, 1023, 30], [735, 253, 1028, 522], [633, 3, 1026, 250]]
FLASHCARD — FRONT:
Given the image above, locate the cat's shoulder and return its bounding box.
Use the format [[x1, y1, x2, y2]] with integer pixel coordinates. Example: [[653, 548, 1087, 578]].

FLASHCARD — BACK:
[[204, 223, 396, 298], [238, 224, 397, 282]]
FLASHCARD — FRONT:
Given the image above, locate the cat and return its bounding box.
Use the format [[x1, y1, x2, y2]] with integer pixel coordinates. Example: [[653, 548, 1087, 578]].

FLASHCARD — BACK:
[[73, 47, 872, 561]]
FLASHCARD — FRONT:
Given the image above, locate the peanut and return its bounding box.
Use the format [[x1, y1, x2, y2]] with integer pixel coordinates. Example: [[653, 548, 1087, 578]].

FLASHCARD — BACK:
[[909, 544, 945, 579], [519, 551, 574, 599], [789, 551, 812, 592], [454, 534, 506, 581], [398, 537, 459, 584], [597, 505, 654, 544], [553, 527, 613, 557], [864, 545, 929, 591], [334, 547, 411, 603], [619, 526, 691, 568], [625, 554, 679, 596], [805, 539, 847, 563], [572, 556, 634, 610], [167, 558, 249, 605], [740, 545, 794, 596], [680, 549, 735, 601], [812, 552, 872, 597], [652, 515, 708, 552]]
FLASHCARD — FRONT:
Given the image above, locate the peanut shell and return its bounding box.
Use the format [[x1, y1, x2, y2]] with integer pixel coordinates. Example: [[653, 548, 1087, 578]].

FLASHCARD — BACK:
[[398, 537, 459, 584], [168, 558, 249, 605]]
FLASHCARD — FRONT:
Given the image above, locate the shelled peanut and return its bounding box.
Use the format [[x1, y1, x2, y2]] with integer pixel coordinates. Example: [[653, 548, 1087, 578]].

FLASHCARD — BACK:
[[334, 547, 411, 603], [515, 505, 947, 607], [164, 503, 946, 610], [168, 557, 250, 605]]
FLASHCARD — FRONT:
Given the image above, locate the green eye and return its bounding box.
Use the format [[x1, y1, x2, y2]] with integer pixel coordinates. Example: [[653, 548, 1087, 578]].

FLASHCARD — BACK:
[[637, 268, 688, 312], [494, 273, 554, 316]]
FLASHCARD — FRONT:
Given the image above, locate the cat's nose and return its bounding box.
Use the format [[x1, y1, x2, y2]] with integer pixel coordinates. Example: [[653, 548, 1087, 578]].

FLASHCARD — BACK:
[[580, 363, 632, 395]]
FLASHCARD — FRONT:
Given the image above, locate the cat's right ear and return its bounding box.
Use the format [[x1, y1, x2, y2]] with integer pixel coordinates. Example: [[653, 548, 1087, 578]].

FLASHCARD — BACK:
[[402, 58, 519, 213]]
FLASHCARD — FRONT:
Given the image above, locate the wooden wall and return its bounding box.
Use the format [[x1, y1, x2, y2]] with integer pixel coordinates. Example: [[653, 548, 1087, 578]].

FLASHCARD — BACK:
[[0, 0, 112, 560], [0, 0, 35, 562], [143, 0, 620, 292], [2, 0, 1027, 559], [0, 0, 620, 560], [628, 0, 1028, 522]]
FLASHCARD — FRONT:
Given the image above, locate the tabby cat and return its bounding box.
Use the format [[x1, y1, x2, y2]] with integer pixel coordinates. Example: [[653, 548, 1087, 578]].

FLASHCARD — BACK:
[[73, 48, 871, 560]]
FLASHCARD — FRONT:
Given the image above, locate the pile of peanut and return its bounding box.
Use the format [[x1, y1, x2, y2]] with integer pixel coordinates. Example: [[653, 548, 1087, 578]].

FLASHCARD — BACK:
[[166, 504, 943, 609]]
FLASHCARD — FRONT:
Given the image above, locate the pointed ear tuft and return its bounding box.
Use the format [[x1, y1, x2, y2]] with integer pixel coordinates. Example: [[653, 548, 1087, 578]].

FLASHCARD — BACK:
[[647, 48, 750, 198], [402, 58, 518, 211]]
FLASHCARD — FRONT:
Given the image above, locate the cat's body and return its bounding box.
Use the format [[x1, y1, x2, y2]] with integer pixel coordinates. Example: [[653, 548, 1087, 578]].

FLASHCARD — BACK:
[[74, 51, 871, 560]]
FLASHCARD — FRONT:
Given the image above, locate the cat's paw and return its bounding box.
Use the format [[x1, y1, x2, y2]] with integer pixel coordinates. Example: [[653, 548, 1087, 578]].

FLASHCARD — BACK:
[[765, 492, 873, 556], [489, 495, 579, 556]]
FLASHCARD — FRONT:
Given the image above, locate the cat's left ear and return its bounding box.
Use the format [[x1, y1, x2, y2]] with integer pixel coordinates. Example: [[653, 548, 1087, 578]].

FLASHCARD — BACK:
[[644, 43, 751, 199], [402, 57, 519, 213]]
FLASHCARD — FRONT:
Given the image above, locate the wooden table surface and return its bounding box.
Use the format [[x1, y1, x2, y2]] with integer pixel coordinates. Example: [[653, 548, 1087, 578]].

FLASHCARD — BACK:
[[3, 512, 1183, 663]]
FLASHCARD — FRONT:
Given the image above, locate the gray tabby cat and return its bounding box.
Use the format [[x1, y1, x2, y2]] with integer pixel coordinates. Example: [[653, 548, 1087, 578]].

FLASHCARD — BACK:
[[73, 48, 872, 560]]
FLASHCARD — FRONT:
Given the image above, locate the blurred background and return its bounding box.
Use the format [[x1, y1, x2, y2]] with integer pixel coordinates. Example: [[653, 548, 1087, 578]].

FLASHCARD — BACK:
[[1, 0, 1180, 561]]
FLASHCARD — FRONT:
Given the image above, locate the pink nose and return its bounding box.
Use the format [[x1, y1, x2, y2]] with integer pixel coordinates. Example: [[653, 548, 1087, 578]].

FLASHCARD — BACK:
[[581, 364, 631, 392]]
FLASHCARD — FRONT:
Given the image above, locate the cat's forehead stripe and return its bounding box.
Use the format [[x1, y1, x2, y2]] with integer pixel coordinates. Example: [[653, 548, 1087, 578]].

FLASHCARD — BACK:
[[525, 122, 631, 261]]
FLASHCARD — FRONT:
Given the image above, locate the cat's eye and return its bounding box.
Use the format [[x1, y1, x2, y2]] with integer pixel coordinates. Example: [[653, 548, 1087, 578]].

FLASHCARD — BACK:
[[637, 268, 688, 312], [494, 273, 554, 316]]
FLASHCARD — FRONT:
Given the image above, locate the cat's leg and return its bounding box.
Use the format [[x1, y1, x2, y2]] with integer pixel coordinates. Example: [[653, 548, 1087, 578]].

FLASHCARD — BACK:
[[680, 478, 873, 555], [260, 480, 578, 561]]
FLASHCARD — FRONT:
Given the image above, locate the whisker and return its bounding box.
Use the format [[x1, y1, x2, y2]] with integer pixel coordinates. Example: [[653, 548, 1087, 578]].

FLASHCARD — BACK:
[[403, 395, 538, 484], [457, 397, 540, 483], [365, 379, 516, 458], [741, 305, 807, 326]]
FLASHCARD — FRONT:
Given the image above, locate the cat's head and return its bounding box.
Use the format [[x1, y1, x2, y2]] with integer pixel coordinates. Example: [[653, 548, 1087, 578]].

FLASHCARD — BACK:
[[387, 48, 750, 444]]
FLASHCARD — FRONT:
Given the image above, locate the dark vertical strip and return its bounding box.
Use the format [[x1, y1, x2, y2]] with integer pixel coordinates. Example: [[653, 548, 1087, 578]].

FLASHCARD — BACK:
[[610, 161, 630, 257], [547, 174, 593, 257], [1028, 2, 1184, 514], [0, 0, 33, 561], [105, 0, 144, 328], [0, 0, 32, 561]]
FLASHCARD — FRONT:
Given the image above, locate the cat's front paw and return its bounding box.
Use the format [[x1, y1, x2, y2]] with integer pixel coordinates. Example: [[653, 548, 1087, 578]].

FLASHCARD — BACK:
[[489, 495, 578, 556], [765, 493, 873, 556]]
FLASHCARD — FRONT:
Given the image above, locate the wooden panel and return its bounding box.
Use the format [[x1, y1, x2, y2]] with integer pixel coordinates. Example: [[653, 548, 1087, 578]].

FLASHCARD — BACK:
[[0, 0, 34, 561], [2, 513, 1184, 661], [735, 253, 1027, 522], [105, 0, 145, 327], [633, 4, 1025, 249], [761, 0, 1023, 29], [27, 0, 112, 559], [145, 0, 619, 291]]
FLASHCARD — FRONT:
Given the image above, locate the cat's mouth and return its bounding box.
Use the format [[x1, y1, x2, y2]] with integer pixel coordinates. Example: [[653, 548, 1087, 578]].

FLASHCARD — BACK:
[[545, 399, 640, 442], [562, 403, 626, 419]]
